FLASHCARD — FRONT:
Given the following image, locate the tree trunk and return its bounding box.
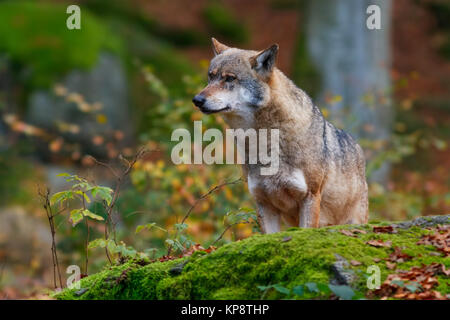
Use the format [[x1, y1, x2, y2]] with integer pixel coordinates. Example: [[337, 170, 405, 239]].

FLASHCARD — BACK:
[[306, 0, 392, 184]]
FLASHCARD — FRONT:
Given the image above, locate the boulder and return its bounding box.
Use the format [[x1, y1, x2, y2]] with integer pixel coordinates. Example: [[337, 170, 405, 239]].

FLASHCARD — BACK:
[[26, 53, 133, 159], [55, 215, 449, 300]]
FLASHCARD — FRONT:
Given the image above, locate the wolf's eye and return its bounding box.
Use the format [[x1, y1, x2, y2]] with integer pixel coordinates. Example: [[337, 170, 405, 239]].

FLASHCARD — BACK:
[[225, 75, 236, 82]]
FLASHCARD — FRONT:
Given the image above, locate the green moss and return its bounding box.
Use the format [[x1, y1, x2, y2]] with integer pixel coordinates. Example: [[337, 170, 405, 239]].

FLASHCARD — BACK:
[[55, 216, 449, 300], [0, 1, 122, 88]]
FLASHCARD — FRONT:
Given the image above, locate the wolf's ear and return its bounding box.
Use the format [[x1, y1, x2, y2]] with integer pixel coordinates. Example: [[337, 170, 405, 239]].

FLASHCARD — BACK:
[[212, 37, 230, 56], [250, 44, 279, 76]]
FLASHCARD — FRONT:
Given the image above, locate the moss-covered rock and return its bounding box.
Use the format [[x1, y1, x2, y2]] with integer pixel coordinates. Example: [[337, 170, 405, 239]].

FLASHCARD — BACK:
[[55, 215, 449, 300]]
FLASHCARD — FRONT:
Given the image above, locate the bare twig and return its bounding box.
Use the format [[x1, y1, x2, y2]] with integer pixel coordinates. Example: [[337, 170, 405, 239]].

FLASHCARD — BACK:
[[82, 191, 89, 274], [212, 221, 250, 246], [90, 148, 149, 262], [107, 148, 147, 242], [167, 176, 242, 256], [38, 186, 63, 289], [90, 157, 120, 179], [181, 176, 242, 225]]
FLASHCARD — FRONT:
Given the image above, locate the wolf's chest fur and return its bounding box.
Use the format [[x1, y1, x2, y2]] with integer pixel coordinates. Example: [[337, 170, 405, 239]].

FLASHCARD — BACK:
[[247, 167, 308, 213]]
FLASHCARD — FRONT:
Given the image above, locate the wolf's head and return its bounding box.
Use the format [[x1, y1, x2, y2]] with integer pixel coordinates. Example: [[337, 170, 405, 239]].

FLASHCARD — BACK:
[[193, 38, 279, 125]]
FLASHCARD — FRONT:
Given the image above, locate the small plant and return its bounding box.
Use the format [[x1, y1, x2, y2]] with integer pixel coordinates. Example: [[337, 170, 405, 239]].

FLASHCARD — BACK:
[[40, 148, 253, 288], [212, 207, 258, 245], [166, 176, 243, 256], [51, 173, 110, 227], [40, 149, 148, 281]]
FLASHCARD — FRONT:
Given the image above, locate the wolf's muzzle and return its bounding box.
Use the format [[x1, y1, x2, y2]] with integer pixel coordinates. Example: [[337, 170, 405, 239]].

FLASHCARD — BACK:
[[192, 95, 206, 108]]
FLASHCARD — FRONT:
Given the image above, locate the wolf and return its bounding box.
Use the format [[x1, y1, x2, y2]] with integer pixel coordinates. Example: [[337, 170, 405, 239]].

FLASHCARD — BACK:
[[192, 38, 369, 233]]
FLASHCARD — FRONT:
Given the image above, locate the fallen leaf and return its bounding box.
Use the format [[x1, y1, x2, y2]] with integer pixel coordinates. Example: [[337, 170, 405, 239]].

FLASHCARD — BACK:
[[339, 229, 357, 237], [350, 260, 362, 266], [350, 229, 367, 234], [386, 262, 397, 270], [366, 240, 392, 248], [387, 247, 413, 263], [417, 225, 449, 257], [373, 225, 397, 234], [373, 262, 448, 300], [182, 244, 216, 257]]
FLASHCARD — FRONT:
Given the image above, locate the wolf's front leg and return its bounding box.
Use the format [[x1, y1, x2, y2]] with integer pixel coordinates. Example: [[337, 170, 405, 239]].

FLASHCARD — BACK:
[[257, 204, 281, 234], [299, 193, 321, 228]]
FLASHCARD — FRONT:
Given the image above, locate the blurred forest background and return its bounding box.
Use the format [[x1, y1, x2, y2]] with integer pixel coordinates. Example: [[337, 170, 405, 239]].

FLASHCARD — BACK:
[[0, 0, 449, 298]]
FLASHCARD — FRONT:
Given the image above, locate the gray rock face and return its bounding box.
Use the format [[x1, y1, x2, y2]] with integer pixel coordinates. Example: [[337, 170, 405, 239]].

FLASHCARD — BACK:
[[26, 53, 133, 158], [331, 254, 357, 285], [392, 215, 450, 229], [0, 206, 52, 272]]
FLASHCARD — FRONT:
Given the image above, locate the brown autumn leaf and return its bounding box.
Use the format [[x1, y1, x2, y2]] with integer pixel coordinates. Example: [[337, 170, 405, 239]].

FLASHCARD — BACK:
[[386, 261, 397, 270], [182, 244, 216, 257], [204, 246, 216, 254], [373, 262, 448, 300], [158, 255, 176, 262], [373, 225, 397, 234], [439, 264, 450, 276], [366, 239, 392, 248], [350, 260, 362, 266], [417, 225, 449, 257], [339, 229, 357, 237], [387, 247, 413, 263]]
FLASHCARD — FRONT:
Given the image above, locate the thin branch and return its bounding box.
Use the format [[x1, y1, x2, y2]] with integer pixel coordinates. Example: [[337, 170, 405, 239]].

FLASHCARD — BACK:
[[212, 221, 250, 246], [89, 148, 150, 262], [38, 186, 63, 289], [167, 176, 242, 256], [82, 192, 89, 275], [89, 157, 120, 179], [105, 148, 148, 243], [181, 176, 242, 225], [125, 210, 151, 218]]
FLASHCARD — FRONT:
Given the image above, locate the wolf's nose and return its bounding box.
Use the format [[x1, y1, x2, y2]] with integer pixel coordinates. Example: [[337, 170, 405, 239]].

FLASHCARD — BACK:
[[192, 95, 206, 108]]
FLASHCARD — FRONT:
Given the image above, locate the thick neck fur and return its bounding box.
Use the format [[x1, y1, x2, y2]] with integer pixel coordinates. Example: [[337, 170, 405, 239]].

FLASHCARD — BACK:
[[255, 69, 314, 133], [221, 68, 323, 169], [222, 69, 316, 132]]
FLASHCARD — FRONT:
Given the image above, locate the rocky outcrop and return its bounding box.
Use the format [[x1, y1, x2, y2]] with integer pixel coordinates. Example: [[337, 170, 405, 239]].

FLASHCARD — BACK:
[[55, 215, 449, 300], [26, 53, 133, 159]]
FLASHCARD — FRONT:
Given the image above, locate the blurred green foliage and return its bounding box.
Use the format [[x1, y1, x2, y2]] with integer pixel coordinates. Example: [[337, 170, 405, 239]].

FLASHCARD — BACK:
[[292, 25, 321, 99], [84, 0, 208, 48], [0, 1, 122, 88], [203, 1, 249, 44], [0, 149, 33, 205], [420, 0, 450, 59]]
